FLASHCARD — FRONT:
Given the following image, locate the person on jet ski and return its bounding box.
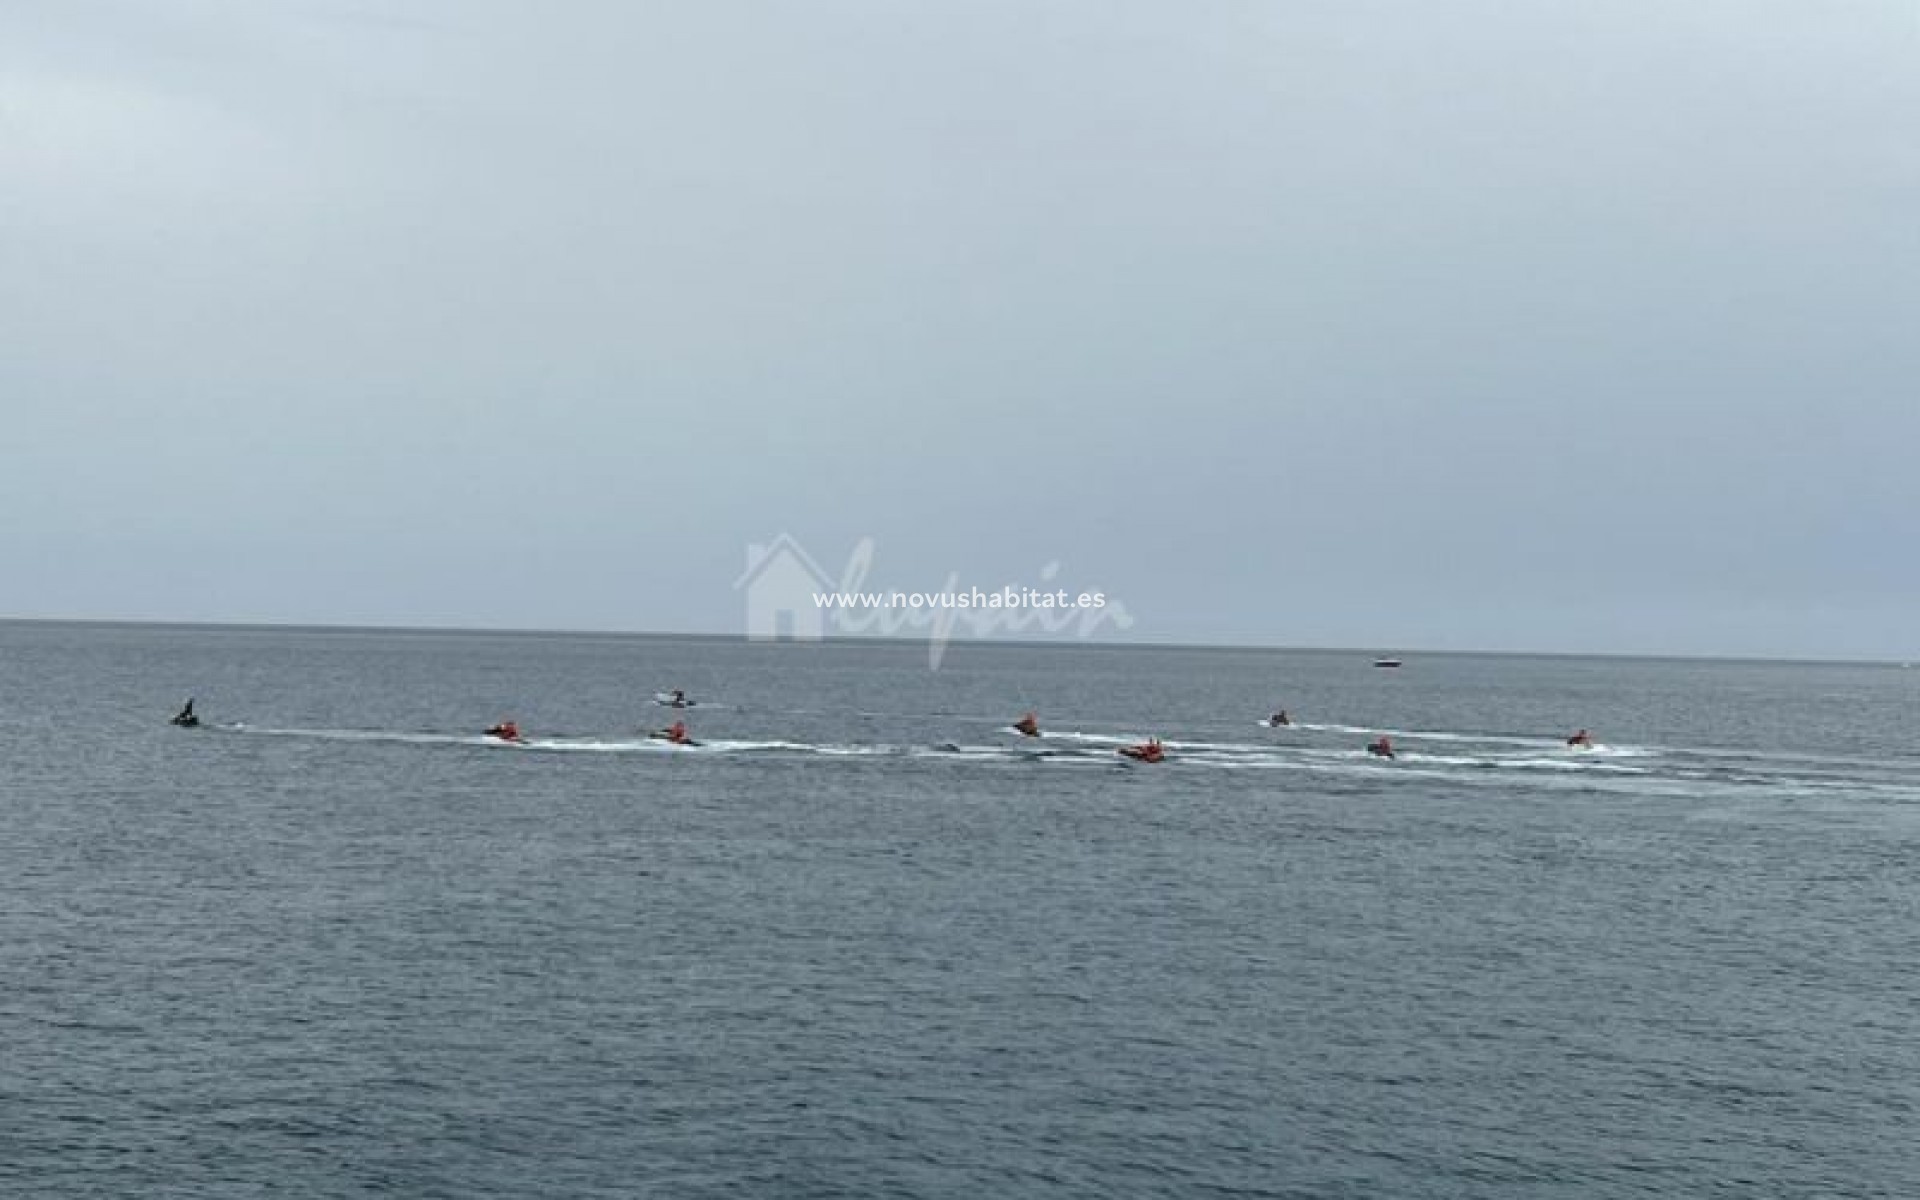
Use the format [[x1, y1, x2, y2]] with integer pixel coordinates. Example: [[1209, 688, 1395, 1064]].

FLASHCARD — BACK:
[[1566, 728, 1594, 748], [485, 720, 521, 742], [170, 698, 199, 728], [1366, 735, 1394, 759], [1270, 709, 1291, 727], [654, 720, 693, 745], [1013, 712, 1040, 738], [1119, 737, 1164, 763]]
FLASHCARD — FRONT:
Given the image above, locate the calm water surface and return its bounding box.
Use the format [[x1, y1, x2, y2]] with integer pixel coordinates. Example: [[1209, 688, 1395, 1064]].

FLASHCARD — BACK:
[[3, 623, 1917, 1197]]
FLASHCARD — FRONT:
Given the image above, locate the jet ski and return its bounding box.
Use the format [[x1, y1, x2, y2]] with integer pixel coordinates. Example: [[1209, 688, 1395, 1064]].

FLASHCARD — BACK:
[[653, 691, 697, 709], [169, 699, 200, 728], [1566, 729, 1594, 749], [649, 720, 699, 747], [1011, 712, 1040, 738], [1366, 736, 1395, 759], [1260, 710, 1292, 728], [484, 721, 524, 743], [1117, 738, 1165, 764]]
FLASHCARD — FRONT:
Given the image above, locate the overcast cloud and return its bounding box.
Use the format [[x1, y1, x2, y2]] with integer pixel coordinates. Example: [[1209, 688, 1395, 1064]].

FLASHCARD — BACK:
[[2, 1, 1915, 657]]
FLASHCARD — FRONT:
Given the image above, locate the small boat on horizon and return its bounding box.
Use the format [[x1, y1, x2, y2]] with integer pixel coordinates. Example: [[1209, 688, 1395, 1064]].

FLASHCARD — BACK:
[[1373, 657, 1403, 669]]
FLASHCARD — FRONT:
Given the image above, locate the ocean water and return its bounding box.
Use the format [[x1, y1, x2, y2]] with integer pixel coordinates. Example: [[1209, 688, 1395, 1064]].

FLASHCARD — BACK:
[[3, 621, 1917, 1198]]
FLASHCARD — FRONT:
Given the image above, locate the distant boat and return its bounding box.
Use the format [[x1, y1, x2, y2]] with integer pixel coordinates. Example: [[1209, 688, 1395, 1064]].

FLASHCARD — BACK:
[[1373, 658, 1403, 669]]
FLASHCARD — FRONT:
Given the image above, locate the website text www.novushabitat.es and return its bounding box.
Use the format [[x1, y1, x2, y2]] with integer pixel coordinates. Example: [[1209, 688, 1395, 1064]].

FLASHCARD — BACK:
[[811, 587, 1111, 612]]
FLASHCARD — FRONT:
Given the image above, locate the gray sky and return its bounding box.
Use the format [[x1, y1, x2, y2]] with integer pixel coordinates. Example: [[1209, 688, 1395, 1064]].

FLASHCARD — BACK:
[[2, 0, 1915, 658]]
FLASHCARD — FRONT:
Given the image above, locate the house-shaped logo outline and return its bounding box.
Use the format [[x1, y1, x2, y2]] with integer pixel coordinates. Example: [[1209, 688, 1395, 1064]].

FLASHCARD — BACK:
[[734, 533, 837, 641]]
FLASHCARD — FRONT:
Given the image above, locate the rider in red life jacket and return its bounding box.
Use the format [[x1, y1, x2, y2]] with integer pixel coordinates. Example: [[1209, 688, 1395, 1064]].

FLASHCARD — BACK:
[[1120, 737, 1164, 763]]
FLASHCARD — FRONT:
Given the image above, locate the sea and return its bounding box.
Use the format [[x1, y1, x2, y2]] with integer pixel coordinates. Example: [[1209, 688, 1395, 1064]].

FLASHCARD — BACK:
[[2, 621, 1916, 1198]]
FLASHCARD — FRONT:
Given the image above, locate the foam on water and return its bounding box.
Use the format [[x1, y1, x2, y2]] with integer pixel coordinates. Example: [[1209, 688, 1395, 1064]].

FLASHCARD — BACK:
[[208, 715, 1919, 803]]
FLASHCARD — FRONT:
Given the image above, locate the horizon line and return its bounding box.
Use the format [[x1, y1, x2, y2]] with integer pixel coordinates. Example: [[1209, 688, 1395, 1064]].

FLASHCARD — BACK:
[[0, 615, 1910, 670]]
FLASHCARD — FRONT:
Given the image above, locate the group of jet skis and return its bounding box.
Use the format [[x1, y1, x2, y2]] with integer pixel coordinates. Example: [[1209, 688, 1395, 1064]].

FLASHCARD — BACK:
[[171, 694, 1598, 763], [170, 690, 707, 746], [486, 689, 702, 746], [1004, 711, 1597, 764]]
